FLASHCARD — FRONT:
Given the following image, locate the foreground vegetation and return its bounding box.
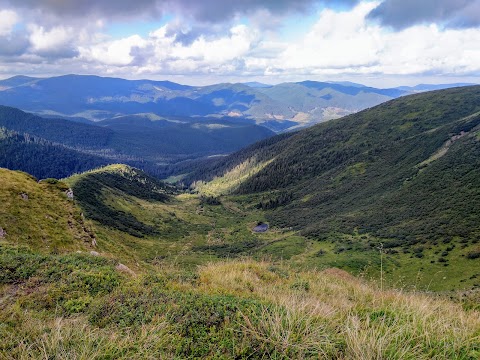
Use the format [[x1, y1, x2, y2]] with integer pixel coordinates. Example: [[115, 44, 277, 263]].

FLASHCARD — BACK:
[[1, 245, 479, 359], [0, 162, 479, 358]]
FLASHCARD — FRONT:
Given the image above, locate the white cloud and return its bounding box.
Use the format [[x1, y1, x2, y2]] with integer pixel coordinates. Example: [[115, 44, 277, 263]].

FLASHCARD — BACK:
[[81, 35, 148, 66], [0, 9, 19, 36], [28, 25, 77, 56], [278, 2, 381, 70], [170, 25, 256, 64], [271, 2, 480, 77], [127, 23, 258, 74]]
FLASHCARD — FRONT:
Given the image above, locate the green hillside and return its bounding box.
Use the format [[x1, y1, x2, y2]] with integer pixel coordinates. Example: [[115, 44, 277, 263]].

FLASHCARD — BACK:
[[1, 164, 479, 359], [187, 86, 480, 289], [65, 165, 175, 238], [0, 168, 96, 252], [189, 86, 480, 237], [61, 164, 279, 268]]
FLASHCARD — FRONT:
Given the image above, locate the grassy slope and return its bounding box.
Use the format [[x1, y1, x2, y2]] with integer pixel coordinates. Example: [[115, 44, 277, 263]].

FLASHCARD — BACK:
[[1, 165, 480, 358], [62, 165, 282, 269], [59, 163, 480, 290], [0, 168, 96, 252], [65, 164, 174, 238], [1, 253, 479, 359]]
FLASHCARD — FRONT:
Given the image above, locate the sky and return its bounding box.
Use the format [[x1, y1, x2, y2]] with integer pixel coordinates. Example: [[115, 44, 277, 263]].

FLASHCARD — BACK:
[[0, 0, 479, 87]]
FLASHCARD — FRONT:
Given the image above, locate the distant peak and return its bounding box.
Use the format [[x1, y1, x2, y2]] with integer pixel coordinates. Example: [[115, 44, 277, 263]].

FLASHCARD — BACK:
[[243, 82, 273, 88]]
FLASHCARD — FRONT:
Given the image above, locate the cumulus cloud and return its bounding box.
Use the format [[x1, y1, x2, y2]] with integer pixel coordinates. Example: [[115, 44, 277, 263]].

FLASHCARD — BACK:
[[74, 22, 257, 76], [163, 21, 231, 46], [28, 25, 79, 58], [0, 32, 30, 56], [81, 35, 148, 66], [0, 10, 29, 57], [279, 2, 381, 70], [368, 0, 480, 30], [0, 9, 18, 35], [275, 2, 480, 77], [0, 0, 478, 84], [76, 2, 478, 79], [170, 25, 256, 64]]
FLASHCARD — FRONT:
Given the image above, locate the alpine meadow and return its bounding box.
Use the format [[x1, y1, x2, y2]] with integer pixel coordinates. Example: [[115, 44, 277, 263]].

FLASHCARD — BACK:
[[1, 0, 480, 359]]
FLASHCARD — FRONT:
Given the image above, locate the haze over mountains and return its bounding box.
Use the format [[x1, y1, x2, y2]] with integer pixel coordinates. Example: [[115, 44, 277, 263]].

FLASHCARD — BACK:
[[0, 105, 274, 179], [0, 74, 474, 133]]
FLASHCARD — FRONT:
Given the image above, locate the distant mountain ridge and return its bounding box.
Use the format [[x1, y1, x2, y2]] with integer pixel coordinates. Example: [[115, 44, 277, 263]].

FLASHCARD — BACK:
[[0, 74, 475, 132], [0, 105, 274, 179]]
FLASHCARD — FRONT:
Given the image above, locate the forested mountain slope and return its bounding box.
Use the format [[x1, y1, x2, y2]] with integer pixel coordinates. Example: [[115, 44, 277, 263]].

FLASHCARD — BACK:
[[0, 105, 274, 178], [189, 86, 480, 247], [0, 128, 113, 179]]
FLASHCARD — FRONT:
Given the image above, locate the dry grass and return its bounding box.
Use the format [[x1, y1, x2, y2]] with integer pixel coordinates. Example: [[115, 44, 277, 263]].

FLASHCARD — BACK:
[[198, 259, 480, 359], [0, 168, 94, 253], [0, 309, 174, 360], [2, 258, 479, 359]]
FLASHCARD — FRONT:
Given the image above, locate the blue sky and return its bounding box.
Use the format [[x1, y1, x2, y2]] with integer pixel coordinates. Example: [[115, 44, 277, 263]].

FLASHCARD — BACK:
[[0, 0, 479, 87], [107, 20, 171, 39]]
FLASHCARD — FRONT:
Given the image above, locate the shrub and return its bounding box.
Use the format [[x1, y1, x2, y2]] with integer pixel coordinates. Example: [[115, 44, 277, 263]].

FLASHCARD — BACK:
[[466, 251, 480, 260]]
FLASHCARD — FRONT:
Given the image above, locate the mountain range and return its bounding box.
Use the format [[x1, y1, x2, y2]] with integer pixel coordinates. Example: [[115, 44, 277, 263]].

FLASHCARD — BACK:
[[0, 74, 475, 132]]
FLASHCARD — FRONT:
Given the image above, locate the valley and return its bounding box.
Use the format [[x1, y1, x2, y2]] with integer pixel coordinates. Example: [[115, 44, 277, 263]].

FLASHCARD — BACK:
[[1, 85, 480, 359], [0, 105, 274, 179], [1, 161, 479, 358]]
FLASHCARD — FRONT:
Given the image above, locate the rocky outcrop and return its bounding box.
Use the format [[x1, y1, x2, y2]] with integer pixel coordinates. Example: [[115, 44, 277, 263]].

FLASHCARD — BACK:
[[116, 263, 136, 276], [65, 189, 74, 199]]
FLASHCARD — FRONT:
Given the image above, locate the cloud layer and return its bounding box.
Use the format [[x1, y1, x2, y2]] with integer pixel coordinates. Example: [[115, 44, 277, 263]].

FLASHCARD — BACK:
[[0, 0, 479, 85], [368, 0, 480, 29], [1, 0, 322, 22]]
